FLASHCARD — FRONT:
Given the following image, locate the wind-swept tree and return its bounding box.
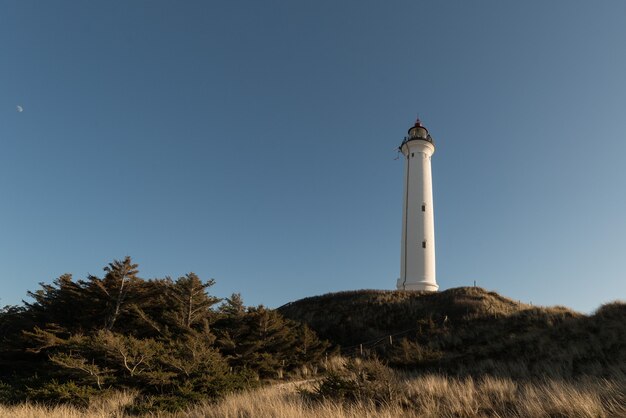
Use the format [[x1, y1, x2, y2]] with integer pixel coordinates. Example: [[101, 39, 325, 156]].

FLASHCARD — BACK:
[[25, 274, 90, 331], [97, 257, 141, 330], [219, 293, 245, 317], [168, 273, 220, 330]]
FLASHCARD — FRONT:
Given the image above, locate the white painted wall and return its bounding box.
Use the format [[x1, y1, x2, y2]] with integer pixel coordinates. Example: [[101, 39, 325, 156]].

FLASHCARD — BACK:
[[397, 139, 438, 291]]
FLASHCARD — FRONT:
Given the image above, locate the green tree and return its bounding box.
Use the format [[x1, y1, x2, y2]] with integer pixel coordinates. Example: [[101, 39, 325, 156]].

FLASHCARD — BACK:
[[1, 257, 328, 410], [218, 293, 245, 317], [98, 257, 141, 330], [168, 273, 220, 330], [295, 323, 328, 365], [25, 274, 90, 331]]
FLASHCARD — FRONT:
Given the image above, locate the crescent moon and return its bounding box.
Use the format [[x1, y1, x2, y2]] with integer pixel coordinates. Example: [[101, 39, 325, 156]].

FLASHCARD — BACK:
[[16, 105, 23, 113]]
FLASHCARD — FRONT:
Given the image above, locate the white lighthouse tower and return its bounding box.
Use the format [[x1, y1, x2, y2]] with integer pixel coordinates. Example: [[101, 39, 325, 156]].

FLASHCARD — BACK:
[[397, 118, 438, 291]]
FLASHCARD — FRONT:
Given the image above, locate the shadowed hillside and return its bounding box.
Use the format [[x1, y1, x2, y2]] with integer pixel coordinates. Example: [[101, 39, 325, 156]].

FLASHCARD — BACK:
[[278, 287, 536, 346], [279, 287, 626, 378]]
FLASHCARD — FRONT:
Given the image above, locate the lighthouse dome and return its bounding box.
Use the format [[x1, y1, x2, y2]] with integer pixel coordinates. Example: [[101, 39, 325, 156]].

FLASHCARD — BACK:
[[407, 118, 434, 144]]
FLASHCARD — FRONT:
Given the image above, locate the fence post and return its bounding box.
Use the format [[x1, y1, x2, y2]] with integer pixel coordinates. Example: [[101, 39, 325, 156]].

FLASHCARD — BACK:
[[360, 344, 363, 356], [389, 335, 393, 346]]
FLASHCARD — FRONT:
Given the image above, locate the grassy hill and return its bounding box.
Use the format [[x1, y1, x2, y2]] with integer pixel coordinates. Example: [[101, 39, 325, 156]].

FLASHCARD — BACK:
[[1, 277, 624, 415], [278, 287, 626, 378]]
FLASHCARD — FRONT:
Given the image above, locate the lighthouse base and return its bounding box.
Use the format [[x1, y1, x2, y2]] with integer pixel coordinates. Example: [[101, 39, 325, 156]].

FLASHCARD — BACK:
[[396, 278, 439, 292]]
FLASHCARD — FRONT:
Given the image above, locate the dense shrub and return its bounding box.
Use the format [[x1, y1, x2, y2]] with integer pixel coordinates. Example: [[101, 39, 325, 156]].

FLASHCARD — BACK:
[[303, 359, 402, 406], [0, 257, 328, 410], [25, 380, 101, 408]]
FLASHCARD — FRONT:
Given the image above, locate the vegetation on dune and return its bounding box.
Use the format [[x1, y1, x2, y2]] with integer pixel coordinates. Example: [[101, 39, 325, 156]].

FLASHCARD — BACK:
[[279, 287, 537, 347], [296, 358, 626, 418], [1, 361, 624, 417], [279, 287, 626, 378], [1, 259, 625, 415], [0, 257, 328, 412]]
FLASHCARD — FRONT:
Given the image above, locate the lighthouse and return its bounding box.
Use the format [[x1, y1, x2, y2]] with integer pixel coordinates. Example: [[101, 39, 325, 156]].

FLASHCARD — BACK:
[[397, 118, 438, 291]]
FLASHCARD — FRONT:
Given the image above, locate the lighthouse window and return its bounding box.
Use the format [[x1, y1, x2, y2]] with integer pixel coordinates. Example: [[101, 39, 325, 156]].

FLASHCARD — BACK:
[[422, 241, 427, 248], [411, 153, 415, 157], [421, 204, 426, 212]]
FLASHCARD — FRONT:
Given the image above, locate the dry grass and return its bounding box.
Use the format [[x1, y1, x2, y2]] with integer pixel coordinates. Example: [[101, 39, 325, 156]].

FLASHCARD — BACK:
[[401, 374, 625, 418], [190, 375, 625, 418], [182, 374, 623, 418], [186, 382, 407, 418], [0, 390, 135, 417], [1, 374, 623, 417]]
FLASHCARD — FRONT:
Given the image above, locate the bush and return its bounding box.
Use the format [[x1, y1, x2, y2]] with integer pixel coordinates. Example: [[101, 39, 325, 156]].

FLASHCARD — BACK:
[[25, 380, 100, 408], [0, 381, 19, 405], [389, 338, 443, 369], [302, 359, 402, 406]]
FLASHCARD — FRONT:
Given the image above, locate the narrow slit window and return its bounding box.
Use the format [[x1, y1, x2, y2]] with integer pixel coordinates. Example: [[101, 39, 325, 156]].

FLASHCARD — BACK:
[[421, 204, 426, 212], [422, 240, 427, 249], [411, 153, 414, 157]]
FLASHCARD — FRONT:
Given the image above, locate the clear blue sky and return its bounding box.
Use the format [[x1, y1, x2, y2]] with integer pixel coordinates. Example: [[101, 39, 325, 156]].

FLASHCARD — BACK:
[[2, 1, 625, 313]]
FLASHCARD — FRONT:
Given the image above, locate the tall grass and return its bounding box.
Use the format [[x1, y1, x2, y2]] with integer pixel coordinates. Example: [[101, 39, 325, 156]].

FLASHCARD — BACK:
[[1, 374, 623, 417], [191, 374, 625, 418], [0, 390, 134, 418]]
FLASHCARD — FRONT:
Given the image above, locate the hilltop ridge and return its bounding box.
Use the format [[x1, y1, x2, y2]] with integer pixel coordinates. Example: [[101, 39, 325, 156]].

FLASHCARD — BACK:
[[279, 287, 625, 378], [278, 287, 564, 346]]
